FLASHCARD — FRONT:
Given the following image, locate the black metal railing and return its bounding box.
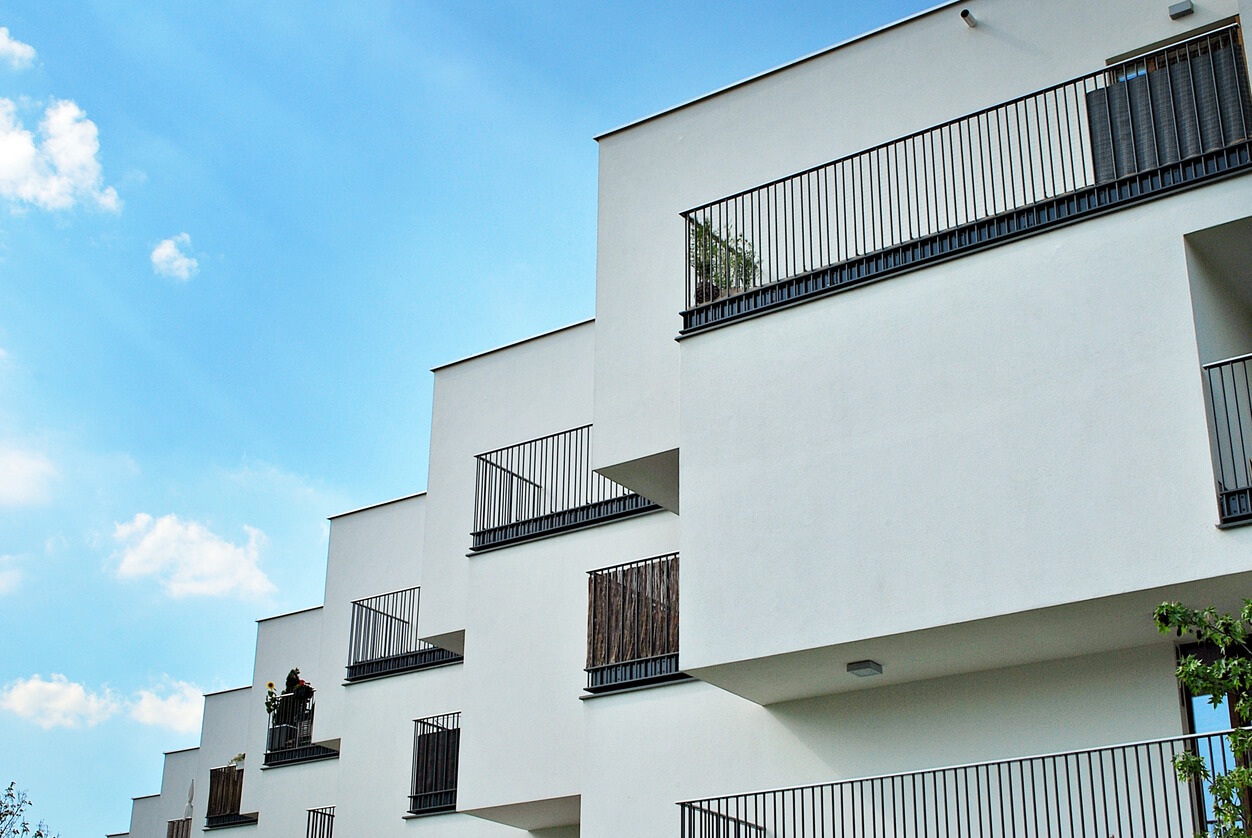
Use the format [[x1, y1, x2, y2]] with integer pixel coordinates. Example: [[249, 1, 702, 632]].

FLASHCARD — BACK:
[[1205, 353, 1252, 525], [306, 806, 334, 838], [679, 730, 1240, 838], [264, 690, 338, 766], [206, 765, 255, 828], [410, 712, 461, 815], [587, 553, 685, 692], [472, 425, 658, 550], [682, 25, 1252, 332], [346, 586, 462, 681], [166, 818, 191, 838]]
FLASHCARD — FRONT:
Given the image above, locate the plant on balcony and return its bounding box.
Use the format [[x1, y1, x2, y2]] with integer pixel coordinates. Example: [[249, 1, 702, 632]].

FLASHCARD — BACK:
[[688, 217, 760, 305], [264, 667, 312, 714], [1155, 600, 1252, 838]]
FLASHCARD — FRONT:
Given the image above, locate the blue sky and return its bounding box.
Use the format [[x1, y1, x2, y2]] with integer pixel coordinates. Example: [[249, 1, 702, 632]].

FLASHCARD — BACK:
[[0, 2, 936, 833]]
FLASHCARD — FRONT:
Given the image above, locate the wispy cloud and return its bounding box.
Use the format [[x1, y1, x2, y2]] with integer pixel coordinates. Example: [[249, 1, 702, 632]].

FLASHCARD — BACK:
[[0, 98, 120, 212], [0, 674, 120, 728], [0, 555, 20, 594], [151, 233, 198, 280], [0, 674, 204, 732], [130, 678, 203, 733], [113, 513, 274, 598], [0, 445, 56, 506], [0, 28, 35, 70]]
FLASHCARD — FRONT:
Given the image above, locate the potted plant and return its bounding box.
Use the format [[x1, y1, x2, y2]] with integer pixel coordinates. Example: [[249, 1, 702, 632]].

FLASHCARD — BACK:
[[688, 217, 761, 305]]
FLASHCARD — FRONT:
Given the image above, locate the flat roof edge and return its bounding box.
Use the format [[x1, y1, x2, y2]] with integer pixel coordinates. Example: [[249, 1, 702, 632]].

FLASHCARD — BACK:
[[329, 491, 426, 520], [431, 318, 594, 372], [594, 0, 963, 141], [204, 684, 251, 697], [257, 604, 323, 623]]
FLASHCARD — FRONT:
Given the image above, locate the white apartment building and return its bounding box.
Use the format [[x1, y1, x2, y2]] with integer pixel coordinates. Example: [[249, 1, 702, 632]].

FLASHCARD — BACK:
[[111, 1, 1252, 835]]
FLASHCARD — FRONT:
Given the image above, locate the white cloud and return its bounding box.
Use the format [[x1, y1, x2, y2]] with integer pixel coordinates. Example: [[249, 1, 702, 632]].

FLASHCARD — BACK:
[[130, 678, 203, 733], [0, 674, 119, 728], [0, 445, 55, 506], [0, 555, 19, 594], [0, 98, 120, 212], [151, 233, 198, 280], [0, 28, 35, 70], [113, 513, 274, 598]]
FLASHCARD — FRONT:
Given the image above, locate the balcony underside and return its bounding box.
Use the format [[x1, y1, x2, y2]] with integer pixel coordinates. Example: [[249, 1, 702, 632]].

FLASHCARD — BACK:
[[471, 493, 660, 551], [262, 744, 339, 767], [345, 646, 463, 682], [586, 652, 686, 693], [684, 569, 1252, 706], [682, 142, 1252, 335], [1220, 485, 1252, 524], [204, 813, 258, 830]]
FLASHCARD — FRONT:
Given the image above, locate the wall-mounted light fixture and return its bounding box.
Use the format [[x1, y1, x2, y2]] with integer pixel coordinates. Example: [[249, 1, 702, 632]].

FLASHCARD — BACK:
[[847, 659, 883, 677], [1169, 1, 1194, 19], [961, 9, 977, 28]]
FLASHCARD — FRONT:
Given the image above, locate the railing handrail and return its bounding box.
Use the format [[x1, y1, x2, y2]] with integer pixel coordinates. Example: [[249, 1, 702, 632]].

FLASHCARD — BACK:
[[350, 584, 420, 604], [474, 423, 593, 461], [587, 551, 680, 576], [680, 22, 1242, 217], [677, 727, 1243, 806], [1203, 350, 1252, 369]]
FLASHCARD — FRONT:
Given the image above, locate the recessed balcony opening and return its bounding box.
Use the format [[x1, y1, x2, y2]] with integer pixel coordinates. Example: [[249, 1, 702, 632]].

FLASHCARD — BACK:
[[586, 553, 687, 693], [679, 730, 1234, 837], [682, 24, 1252, 334], [471, 424, 659, 550], [1186, 215, 1252, 526], [264, 689, 338, 767], [205, 765, 257, 829], [345, 586, 462, 682], [409, 712, 461, 816]]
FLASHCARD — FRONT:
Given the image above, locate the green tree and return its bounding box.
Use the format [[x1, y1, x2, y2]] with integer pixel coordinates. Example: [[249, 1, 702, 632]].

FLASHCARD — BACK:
[[1155, 600, 1252, 838], [0, 783, 57, 838]]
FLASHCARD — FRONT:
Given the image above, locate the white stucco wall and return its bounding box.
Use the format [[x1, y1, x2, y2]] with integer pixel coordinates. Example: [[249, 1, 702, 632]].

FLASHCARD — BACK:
[[581, 645, 1183, 837], [457, 511, 677, 827], [679, 180, 1252, 690], [241, 607, 337, 827], [317, 493, 427, 738], [126, 795, 161, 838], [592, 0, 1242, 481], [421, 322, 596, 645]]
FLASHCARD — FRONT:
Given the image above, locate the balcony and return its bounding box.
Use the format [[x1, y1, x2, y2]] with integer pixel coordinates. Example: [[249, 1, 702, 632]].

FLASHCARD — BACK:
[[410, 712, 461, 816], [345, 586, 462, 682], [471, 425, 659, 551], [264, 690, 338, 767], [1204, 353, 1252, 526], [679, 730, 1236, 838], [586, 553, 686, 693], [306, 806, 334, 838], [166, 818, 191, 838], [681, 25, 1252, 334], [205, 765, 257, 829]]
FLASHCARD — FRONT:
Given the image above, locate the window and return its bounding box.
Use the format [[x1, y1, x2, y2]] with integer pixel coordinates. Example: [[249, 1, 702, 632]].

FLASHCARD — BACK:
[[586, 553, 684, 692], [1088, 27, 1251, 182], [409, 713, 460, 815], [205, 765, 257, 828]]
